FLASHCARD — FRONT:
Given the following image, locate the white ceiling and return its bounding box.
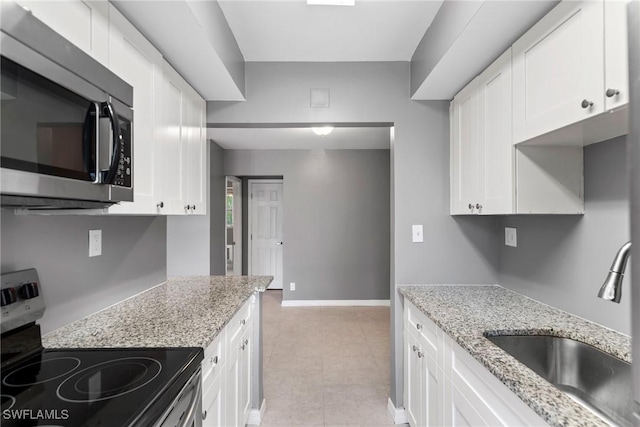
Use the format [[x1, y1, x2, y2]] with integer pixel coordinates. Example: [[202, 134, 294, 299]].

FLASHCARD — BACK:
[[208, 127, 391, 149], [218, 0, 443, 62]]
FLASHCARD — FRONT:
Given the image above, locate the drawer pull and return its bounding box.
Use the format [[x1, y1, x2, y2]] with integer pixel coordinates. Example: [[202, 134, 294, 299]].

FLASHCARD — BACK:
[[417, 351, 424, 359], [211, 355, 218, 365], [412, 345, 418, 352], [241, 319, 246, 325], [416, 323, 422, 330], [202, 411, 207, 420]]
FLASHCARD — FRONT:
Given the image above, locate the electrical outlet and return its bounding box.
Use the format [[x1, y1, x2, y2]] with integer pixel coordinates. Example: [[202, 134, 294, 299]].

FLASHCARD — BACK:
[[290, 282, 296, 291], [89, 229, 102, 257], [412, 225, 424, 243], [505, 227, 517, 247]]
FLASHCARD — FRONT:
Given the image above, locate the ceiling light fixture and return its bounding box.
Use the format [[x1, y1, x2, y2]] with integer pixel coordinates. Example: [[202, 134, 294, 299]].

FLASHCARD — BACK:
[[307, 0, 355, 6], [312, 126, 334, 136]]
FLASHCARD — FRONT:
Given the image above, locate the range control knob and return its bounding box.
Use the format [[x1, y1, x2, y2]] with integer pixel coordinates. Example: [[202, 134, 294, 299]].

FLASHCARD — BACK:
[[1, 288, 17, 307], [19, 282, 39, 299]]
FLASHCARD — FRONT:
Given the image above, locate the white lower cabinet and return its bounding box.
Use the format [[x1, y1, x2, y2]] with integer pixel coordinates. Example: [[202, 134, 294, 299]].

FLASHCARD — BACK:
[[403, 300, 546, 427], [202, 295, 256, 427]]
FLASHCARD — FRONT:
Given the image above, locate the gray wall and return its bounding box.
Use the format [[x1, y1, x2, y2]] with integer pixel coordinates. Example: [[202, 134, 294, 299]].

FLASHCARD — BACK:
[[208, 61, 500, 407], [499, 136, 631, 334], [1, 212, 167, 334], [224, 149, 391, 301], [210, 142, 226, 275], [167, 140, 226, 276]]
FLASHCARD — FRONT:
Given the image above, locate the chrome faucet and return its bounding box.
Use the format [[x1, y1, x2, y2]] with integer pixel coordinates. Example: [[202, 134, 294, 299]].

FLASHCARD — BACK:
[[598, 241, 632, 303]]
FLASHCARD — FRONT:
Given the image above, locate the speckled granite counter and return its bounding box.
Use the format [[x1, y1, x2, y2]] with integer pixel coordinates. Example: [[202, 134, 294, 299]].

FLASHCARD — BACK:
[[43, 275, 273, 349], [398, 285, 631, 427]]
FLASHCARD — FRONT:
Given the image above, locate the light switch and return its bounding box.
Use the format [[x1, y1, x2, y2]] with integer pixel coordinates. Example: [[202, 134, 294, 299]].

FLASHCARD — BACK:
[[89, 229, 102, 257], [412, 225, 424, 243], [505, 227, 517, 247]]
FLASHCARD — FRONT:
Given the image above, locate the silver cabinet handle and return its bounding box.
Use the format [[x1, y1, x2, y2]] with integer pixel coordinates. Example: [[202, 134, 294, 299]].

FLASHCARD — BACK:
[[185, 205, 190, 210], [416, 323, 422, 330], [211, 355, 218, 365], [241, 319, 246, 325], [275, 241, 283, 246], [606, 88, 620, 98], [412, 345, 418, 352], [156, 201, 164, 208], [581, 99, 594, 109], [202, 410, 207, 420], [241, 344, 245, 350], [417, 351, 424, 359], [468, 203, 474, 210], [244, 339, 249, 345], [476, 203, 482, 210]]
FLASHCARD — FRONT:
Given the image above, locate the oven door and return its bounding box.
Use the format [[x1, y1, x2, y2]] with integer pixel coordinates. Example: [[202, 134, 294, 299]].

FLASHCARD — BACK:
[[155, 368, 202, 427]]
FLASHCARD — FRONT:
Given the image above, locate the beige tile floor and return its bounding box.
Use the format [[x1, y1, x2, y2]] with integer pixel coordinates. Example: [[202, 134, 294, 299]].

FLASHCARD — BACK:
[[253, 290, 401, 427]]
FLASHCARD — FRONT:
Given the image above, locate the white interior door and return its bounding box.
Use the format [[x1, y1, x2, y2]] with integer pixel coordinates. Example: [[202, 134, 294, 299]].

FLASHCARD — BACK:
[[249, 181, 283, 289]]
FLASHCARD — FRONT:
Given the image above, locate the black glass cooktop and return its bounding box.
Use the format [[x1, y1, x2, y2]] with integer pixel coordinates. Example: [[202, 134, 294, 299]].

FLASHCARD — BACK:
[[0, 347, 202, 427]]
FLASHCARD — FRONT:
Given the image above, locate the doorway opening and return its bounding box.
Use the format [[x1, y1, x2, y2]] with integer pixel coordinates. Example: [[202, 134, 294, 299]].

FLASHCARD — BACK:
[[225, 176, 242, 276]]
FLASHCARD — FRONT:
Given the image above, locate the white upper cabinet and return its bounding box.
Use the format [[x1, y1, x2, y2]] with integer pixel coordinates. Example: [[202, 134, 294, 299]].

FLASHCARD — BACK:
[[450, 77, 480, 215], [159, 61, 187, 215], [604, 0, 630, 111], [24, 0, 110, 66], [183, 91, 207, 215], [451, 49, 513, 215], [161, 61, 207, 215], [107, 4, 164, 215], [512, 0, 604, 144], [477, 49, 514, 215]]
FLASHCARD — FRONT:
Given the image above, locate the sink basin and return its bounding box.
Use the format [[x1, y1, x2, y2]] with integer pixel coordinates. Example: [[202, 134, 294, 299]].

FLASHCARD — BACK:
[[486, 334, 632, 426]]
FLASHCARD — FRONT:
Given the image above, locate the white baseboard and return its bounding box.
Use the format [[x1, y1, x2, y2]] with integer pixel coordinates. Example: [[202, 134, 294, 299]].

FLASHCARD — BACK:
[[281, 299, 390, 307], [247, 398, 266, 425], [387, 397, 408, 425]]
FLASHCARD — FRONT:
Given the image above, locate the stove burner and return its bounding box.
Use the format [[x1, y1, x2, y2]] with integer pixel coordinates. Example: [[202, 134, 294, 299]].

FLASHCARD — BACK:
[[56, 357, 162, 403], [1, 394, 16, 411], [2, 357, 81, 387]]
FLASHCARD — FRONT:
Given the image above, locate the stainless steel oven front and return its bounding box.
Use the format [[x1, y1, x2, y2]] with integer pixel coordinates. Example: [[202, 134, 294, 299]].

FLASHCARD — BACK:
[[0, 2, 133, 209]]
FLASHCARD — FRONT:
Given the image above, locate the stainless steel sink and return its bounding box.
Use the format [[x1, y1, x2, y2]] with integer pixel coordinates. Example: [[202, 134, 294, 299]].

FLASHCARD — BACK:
[[486, 334, 632, 426]]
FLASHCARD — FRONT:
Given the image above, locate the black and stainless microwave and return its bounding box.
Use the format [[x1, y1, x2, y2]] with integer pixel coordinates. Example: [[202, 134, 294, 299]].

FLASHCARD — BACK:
[[0, 2, 133, 209]]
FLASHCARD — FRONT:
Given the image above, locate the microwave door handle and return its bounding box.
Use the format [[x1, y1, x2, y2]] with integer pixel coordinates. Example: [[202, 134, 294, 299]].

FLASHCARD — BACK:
[[99, 101, 121, 184], [82, 102, 100, 183]]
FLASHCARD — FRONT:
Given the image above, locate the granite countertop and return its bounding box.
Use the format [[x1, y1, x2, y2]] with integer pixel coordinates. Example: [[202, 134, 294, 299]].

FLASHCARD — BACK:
[[43, 275, 273, 350], [398, 284, 631, 427]]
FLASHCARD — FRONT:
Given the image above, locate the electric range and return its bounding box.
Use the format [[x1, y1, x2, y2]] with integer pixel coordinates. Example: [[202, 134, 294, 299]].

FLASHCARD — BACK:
[[0, 269, 203, 427]]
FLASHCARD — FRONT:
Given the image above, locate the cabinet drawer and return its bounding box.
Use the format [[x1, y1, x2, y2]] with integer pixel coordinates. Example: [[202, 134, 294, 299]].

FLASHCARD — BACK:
[[405, 300, 438, 359]]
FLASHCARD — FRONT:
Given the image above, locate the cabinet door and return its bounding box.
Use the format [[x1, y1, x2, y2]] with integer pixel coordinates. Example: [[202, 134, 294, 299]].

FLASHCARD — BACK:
[[424, 354, 442, 426], [239, 327, 253, 426], [107, 5, 163, 214], [604, 0, 630, 111], [159, 61, 187, 214], [444, 381, 489, 427], [512, 0, 604, 143], [224, 343, 241, 427], [450, 77, 480, 215], [185, 96, 207, 215], [477, 49, 514, 215], [404, 329, 423, 427], [28, 0, 109, 66], [202, 373, 224, 427]]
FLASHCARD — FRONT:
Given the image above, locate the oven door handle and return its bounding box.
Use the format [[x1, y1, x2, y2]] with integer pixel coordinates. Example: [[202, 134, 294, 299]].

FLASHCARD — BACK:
[[82, 102, 100, 183], [99, 101, 121, 185], [179, 372, 202, 427]]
